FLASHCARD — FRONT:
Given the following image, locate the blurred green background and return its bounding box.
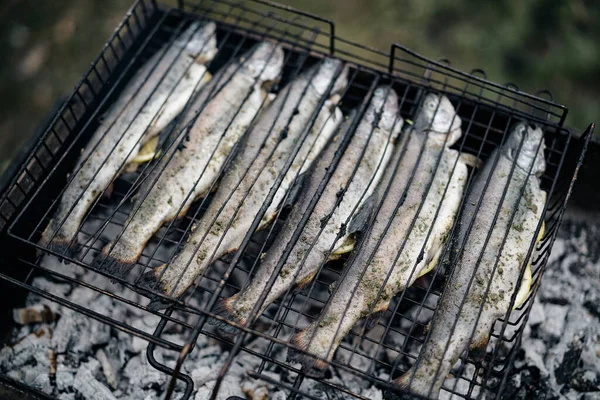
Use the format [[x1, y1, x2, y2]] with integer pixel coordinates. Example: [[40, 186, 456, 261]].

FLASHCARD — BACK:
[[0, 0, 598, 175]]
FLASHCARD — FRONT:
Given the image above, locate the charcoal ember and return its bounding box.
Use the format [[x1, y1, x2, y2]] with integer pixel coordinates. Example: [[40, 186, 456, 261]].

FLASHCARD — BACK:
[[124, 353, 166, 390], [52, 308, 110, 355], [130, 313, 161, 353], [13, 303, 57, 325], [124, 387, 161, 400], [538, 304, 568, 342], [56, 360, 76, 392], [55, 354, 79, 392], [58, 393, 76, 400], [195, 377, 245, 400], [97, 348, 118, 390], [0, 327, 52, 370], [570, 369, 600, 392], [32, 373, 53, 393], [241, 379, 269, 400], [270, 391, 288, 400], [74, 359, 116, 400], [579, 330, 600, 373], [583, 290, 600, 319], [361, 386, 383, 400], [554, 329, 586, 385], [527, 299, 545, 327], [502, 366, 554, 400], [513, 338, 549, 377], [300, 379, 346, 400]]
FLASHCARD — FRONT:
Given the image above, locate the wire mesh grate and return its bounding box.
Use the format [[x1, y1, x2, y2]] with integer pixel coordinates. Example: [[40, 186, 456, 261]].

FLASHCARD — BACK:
[[0, 1, 593, 399]]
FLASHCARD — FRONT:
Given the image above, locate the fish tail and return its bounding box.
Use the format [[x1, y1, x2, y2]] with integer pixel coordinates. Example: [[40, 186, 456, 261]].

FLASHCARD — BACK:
[[295, 270, 318, 290], [364, 300, 390, 330], [39, 221, 80, 258], [392, 367, 438, 399], [211, 295, 247, 337], [137, 265, 175, 310], [468, 334, 489, 362], [91, 243, 137, 279], [287, 324, 329, 376], [393, 357, 452, 399]]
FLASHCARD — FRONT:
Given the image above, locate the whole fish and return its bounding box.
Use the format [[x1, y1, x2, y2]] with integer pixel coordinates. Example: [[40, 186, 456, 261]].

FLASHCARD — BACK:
[[287, 94, 469, 374], [213, 86, 403, 336], [94, 41, 285, 277], [394, 122, 546, 399], [39, 22, 218, 255], [140, 59, 349, 310]]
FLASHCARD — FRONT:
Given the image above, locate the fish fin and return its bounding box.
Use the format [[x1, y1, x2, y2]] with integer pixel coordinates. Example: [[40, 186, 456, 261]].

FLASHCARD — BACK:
[[287, 324, 329, 376], [459, 153, 483, 169], [348, 195, 376, 235], [330, 236, 355, 258], [212, 295, 247, 337], [364, 300, 390, 330], [129, 135, 161, 167], [103, 183, 114, 199], [283, 172, 307, 209], [468, 334, 489, 362], [513, 262, 532, 310], [417, 244, 443, 278], [513, 220, 543, 310], [392, 369, 418, 395], [296, 270, 318, 290]]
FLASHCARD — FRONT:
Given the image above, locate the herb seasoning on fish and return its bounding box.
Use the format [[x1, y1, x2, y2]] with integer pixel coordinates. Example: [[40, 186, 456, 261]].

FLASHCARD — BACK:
[[213, 86, 403, 336], [287, 94, 469, 374], [39, 22, 218, 255], [94, 41, 284, 277], [141, 58, 349, 310], [394, 122, 546, 399]]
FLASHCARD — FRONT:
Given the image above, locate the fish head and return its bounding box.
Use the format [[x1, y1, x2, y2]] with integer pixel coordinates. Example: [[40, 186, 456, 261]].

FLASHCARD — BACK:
[[182, 22, 218, 63], [367, 87, 403, 140], [242, 41, 285, 85], [413, 94, 462, 146], [503, 122, 546, 177], [311, 58, 349, 98]]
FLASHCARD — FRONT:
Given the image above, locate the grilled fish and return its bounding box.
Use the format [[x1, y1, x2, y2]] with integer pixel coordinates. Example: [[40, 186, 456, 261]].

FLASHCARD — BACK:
[[214, 86, 403, 336], [287, 94, 469, 374], [394, 122, 546, 399], [94, 41, 285, 277], [39, 22, 218, 255], [140, 58, 349, 310]]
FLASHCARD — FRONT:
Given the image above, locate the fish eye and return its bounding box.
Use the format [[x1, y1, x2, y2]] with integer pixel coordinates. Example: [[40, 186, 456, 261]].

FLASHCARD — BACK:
[[427, 101, 436, 110]]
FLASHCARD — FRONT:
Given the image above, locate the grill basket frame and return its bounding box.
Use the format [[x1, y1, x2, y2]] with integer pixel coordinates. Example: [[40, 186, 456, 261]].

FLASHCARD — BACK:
[[0, 1, 594, 399]]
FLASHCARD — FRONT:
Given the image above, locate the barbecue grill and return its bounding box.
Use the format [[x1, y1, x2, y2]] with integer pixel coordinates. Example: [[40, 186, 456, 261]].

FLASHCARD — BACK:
[[0, 0, 594, 399]]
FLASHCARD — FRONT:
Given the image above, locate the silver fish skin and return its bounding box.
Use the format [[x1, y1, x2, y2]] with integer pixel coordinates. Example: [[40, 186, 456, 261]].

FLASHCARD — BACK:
[[394, 123, 546, 399], [94, 41, 284, 277], [214, 86, 403, 335], [141, 59, 349, 310], [39, 22, 218, 255], [288, 94, 468, 374]]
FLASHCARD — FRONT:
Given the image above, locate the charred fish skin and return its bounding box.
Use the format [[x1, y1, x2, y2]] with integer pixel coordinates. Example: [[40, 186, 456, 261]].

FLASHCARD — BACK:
[[288, 94, 468, 374], [93, 42, 285, 278], [140, 59, 349, 310], [394, 123, 546, 399], [38, 22, 217, 256], [214, 86, 403, 336]]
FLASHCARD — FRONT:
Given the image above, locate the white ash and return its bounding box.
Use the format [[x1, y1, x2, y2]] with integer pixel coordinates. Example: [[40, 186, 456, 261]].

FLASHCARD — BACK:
[[0, 252, 386, 399], [9, 209, 597, 399], [504, 219, 600, 399]]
